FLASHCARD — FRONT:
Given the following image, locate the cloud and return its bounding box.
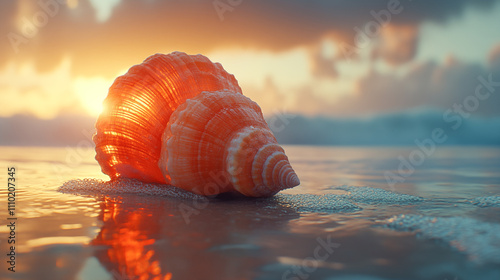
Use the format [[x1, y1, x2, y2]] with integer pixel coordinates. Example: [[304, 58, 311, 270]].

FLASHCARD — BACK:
[[242, 76, 290, 116], [316, 54, 500, 117], [371, 24, 419, 65], [0, 59, 112, 119], [290, 85, 339, 116], [0, 0, 497, 76], [242, 44, 500, 118], [0, 58, 87, 119], [310, 46, 338, 79], [1, 0, 499, 124], [488, 43, 500, 71]]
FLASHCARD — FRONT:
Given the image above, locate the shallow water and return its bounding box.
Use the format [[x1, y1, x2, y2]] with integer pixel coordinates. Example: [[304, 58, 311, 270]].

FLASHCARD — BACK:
[[0, 146, 499, 280]]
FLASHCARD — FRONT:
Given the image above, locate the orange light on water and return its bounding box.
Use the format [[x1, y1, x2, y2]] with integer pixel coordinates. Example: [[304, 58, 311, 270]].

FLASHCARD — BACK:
[[93, 198, 171, 280]]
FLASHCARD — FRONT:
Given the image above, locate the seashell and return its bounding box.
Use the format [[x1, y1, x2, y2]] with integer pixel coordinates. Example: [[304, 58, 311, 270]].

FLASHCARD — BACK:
[[93, 52, 299, 197]]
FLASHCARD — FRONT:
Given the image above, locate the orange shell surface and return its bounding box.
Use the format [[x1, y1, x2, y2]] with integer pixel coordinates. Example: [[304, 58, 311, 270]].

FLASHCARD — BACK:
[[94, 52, 242, 184], [158, 90, 299, 197]]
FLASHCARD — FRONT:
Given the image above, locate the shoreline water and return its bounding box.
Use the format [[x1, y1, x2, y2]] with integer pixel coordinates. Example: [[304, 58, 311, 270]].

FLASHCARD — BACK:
[[0, 146, 499, 280]]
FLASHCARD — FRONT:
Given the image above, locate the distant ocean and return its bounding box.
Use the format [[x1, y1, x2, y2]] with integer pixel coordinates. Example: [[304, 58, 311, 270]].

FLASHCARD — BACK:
[[2, 109, 500, 146], [0, 145, 499, 280]]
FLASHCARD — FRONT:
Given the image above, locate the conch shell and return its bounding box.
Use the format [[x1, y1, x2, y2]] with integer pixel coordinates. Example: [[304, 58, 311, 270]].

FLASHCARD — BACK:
[[93, 52, 299, 197]]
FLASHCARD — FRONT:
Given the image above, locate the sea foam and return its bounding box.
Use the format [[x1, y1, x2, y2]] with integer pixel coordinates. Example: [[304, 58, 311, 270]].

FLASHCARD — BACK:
[[470, 196, 500, 207], [385, 214, 500, 264], [276, 193, 362, 213], [336, 186, 423, 204], [59, 180, 426, 214], [58, 178, 202, 200]]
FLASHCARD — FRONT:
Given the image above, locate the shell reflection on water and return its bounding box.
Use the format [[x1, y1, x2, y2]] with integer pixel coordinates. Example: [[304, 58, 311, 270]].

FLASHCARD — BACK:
[[91, 194, 300, 279]]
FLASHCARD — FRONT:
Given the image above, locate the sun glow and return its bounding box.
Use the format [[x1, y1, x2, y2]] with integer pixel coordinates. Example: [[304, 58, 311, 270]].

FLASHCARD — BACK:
[[73, 76, 111, 117]]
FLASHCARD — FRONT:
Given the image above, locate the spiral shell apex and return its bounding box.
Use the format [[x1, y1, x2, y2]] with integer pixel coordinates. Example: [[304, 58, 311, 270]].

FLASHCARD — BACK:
[[94, 52, 300, 197]]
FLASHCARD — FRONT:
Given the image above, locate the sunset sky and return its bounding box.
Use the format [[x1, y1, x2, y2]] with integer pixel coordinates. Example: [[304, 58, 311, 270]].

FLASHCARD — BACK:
[[1, 0, 499, 145]]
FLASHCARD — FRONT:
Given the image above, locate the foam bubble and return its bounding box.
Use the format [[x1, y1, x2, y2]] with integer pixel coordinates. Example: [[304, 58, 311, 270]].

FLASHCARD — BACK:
[[470, 196, 500, 207], [276, 194, 362, 213], [385, 214, 500, 264], [336, 186, 423, 205], [58, 178, 202, 200]]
